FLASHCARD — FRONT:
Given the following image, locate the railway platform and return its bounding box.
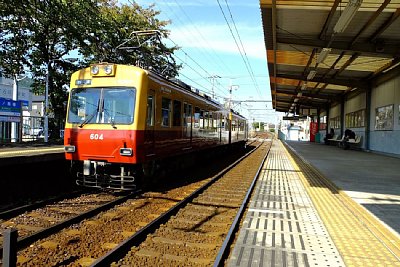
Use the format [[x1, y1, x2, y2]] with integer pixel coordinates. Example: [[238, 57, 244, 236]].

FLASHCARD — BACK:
[[0, 143, 64, 166], [0, 143, 69, 211], [227, 139, 400, 266]]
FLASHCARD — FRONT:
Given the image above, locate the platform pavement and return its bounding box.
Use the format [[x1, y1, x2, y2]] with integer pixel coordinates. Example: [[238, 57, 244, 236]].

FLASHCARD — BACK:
[[0, 143, 64, 158], [227, 139, 400, 267], [285, 140, 400, 238], [227, 140, 346, 266]]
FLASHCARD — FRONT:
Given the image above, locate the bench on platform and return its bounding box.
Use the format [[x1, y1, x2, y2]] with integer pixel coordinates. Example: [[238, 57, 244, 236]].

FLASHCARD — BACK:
[[345, 135, 363, 150], [338, 135, 362, 150], [326, 135, 340, 145], [330, 135, 345, 146]]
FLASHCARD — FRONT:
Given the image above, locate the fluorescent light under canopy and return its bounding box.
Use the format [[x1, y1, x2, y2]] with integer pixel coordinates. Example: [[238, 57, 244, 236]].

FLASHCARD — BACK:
[[307, 70, 317, 80], [333, 0, 363, 33], [317, 48, 331, 64]]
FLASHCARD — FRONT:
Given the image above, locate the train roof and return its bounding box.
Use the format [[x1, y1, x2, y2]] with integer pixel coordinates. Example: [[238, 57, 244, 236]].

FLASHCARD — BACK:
[[146, 68, 247, 120]]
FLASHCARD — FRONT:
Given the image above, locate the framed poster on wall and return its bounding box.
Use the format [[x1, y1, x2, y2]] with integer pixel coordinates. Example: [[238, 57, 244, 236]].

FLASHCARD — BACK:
[[375, 104, 393, 130]]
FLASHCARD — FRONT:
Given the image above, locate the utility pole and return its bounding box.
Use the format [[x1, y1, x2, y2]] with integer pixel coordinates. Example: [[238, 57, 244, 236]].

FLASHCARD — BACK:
[[208, 75, 221, 100], [44, 57, 77, 142], [228, 80, 239, 144], [11, 74, 26, 142]]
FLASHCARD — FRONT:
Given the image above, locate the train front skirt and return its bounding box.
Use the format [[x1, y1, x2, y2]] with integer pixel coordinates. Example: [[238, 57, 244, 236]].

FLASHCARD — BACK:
[[76, 160, 136, 190]]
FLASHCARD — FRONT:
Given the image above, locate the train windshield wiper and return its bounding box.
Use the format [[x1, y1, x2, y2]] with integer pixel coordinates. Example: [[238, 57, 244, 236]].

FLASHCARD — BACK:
[[110, 118, 117, 129], [79, 100, 100, 128], [78, 111, 97, 128], [103, 107, 117, 129]]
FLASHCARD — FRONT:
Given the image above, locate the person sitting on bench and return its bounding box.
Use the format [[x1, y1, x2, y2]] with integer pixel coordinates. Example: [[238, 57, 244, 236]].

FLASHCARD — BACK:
[[324, 128, 335, 145], [342, 129, 355, 150]]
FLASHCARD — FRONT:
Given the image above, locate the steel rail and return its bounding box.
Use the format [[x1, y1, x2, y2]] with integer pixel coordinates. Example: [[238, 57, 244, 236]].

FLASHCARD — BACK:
[[90, 144, 261, 267], [0, 189, 88, 220], [0, 192, 137, 258], [213, 140, 271, 266]]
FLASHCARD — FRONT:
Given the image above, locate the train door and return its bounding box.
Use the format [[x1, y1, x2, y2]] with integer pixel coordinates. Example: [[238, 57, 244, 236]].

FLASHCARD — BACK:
[[183, 102, 192, 146], [145, 91, 156, 156]]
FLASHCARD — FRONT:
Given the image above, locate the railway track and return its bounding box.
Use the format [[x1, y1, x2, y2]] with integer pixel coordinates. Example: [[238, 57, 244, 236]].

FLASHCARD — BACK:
[[101, 140, 270, 267], [0, 192, 134, 258], [1, 136, 271, 266]]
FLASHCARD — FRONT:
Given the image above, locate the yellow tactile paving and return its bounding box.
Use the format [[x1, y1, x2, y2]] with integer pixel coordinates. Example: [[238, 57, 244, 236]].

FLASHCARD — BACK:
[[282, 141, 400, 266], [0, 146, 64, 157]]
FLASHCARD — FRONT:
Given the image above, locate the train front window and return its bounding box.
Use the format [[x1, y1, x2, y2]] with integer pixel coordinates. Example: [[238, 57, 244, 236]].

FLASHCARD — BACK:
[[68, 87, 136, 125]]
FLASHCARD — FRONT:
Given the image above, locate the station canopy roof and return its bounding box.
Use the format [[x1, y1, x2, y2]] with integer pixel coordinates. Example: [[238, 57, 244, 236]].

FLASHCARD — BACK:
[[260, 0, 400, 114]]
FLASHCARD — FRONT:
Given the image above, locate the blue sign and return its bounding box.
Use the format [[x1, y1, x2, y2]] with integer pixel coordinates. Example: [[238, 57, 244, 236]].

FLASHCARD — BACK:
[[0, 97, 22, 116], [21, 100, 29, 107]]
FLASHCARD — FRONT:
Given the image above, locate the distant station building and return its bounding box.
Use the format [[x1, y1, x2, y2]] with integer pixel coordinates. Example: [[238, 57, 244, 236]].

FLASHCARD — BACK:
[[0, 75, 44, 142]]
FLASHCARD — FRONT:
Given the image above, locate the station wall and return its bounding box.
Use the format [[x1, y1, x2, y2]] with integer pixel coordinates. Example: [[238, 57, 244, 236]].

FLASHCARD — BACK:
[[330, 104, 341, 118], [326, 76, 400, 157], [345, 92, 366, 149], [370, 76, 400, 156]]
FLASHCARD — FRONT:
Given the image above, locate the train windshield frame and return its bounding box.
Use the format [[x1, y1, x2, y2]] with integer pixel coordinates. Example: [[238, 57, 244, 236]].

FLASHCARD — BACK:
[[67, 87, 136, 125]]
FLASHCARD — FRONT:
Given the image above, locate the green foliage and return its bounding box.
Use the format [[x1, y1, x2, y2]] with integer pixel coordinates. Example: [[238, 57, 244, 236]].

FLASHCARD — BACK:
[[0, 0, 180, 134], [79, 1, 180, 77]]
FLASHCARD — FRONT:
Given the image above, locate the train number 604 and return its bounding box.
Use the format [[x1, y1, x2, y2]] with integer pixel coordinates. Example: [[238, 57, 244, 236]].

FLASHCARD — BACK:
[[90, 133, 104, 140]]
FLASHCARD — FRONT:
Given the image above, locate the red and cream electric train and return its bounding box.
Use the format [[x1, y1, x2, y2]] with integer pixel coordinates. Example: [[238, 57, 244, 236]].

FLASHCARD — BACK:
[[64, 63, 248, 190]]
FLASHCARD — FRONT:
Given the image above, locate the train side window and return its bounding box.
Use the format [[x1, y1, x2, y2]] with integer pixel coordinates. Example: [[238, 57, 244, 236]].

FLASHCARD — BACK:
[[200, 109, 204, 129], [146, 95, 154, 126], [173, 100, 182, 126], [208, 111, 213, 129], [194, 107, 200, 128], [204, 111, 209, 129], [213, 112, 218, 130], [161, 97, 171, 127], [184, 103, 192, 127]]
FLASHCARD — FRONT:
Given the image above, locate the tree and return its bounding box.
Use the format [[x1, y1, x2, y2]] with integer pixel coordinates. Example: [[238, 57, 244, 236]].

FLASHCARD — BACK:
[[1, 0, 97, 135], [1, 0, 180, 138], [0, 0, 30, 78], [80, 1, 180, 77]]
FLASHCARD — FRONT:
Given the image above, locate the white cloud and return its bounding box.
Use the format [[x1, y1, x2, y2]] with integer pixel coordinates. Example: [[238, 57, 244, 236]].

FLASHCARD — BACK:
[[135, 1, 259, 8], [168, 22, 266, 59]]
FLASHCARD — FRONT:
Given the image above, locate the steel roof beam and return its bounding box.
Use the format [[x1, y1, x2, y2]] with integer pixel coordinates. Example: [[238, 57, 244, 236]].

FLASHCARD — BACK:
[[277, 38, 397, 58], [319, 0, 340, 40], [275, 73, 367, 88], [350, 0, 391, 47], [370, 8, 400, 42], [275, 90, 340, 101], [372, 62, 400, 87]]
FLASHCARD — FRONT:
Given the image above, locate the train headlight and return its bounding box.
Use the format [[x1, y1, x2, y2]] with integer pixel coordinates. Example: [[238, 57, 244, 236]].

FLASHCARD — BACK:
[[120, 148, 133, 156], [64, 145, 76, 153], [91, 65, 99, 75], [90, 64, 116, 76], [104, 65, 113, 75]]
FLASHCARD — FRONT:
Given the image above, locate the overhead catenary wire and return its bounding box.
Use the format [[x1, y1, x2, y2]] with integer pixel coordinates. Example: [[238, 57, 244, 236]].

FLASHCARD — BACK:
[[144, 0, 260, 102], [124, 0, 229, 99], [155, 0, 233, 81], [217, 0, 262, 99], [125, 0, 272, 121], [165, 0, 234, 75], [166, 36, 229, 99]]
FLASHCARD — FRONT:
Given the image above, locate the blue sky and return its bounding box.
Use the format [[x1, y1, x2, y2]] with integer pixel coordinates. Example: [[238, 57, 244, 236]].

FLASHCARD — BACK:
[[133, 0, 278, 124]]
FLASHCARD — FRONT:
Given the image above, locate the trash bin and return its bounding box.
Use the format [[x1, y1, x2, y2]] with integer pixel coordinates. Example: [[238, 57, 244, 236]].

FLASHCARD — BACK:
[[315, 132, 321, 143]]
